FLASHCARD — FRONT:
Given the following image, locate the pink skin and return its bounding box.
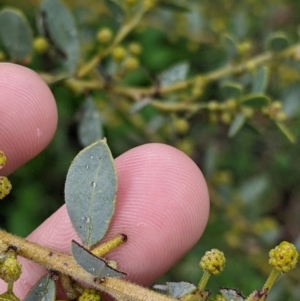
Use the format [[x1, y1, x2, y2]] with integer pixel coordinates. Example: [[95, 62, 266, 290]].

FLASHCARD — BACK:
[[0, 63, 210, 299]]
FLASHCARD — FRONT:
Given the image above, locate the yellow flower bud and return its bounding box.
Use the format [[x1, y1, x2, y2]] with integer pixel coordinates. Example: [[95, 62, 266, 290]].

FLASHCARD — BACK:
[[33, 37, 49, 54], [123, 56, 140, 71], [0, 251, 22, 283], [0, 150, 7, 169], [175, 118, 190, 134], [112, 46, 126, 61], [128, 43, 142, 55], [269, 241, 299, 273], [199, 249, 226, 275], [79, 289, 101, 301], [97, 28, 113, 44], [0, 176, 12, 200]]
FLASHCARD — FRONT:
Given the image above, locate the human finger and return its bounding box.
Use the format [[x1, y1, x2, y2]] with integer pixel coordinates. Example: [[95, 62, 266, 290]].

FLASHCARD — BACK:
[[0, 63, 58, 176], [1, 143, 209, 299]]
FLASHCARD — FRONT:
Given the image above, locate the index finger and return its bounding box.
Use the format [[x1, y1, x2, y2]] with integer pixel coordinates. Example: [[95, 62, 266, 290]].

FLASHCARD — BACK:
[[0, 63, 58, 176]]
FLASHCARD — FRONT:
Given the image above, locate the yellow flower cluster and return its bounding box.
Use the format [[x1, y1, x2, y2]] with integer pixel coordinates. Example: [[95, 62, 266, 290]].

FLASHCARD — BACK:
[[269, 241, 299, 273], [199, 249, 226, 275]]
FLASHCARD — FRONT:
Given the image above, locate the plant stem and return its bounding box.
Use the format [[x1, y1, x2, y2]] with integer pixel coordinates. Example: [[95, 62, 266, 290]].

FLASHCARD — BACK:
[[0, 230, 177, 301], [197, 271, 210, 291], [262, 268, 281, 290], [77, 7, 149, 78]]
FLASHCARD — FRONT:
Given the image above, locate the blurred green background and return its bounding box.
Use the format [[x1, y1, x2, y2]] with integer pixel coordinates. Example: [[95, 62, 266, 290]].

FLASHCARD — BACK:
[[0, 0, 300, 300]]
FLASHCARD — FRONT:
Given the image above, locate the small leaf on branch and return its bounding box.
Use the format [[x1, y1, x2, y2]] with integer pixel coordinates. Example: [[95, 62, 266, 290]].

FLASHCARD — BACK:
[[220, 81, 244, 99], [65, 139, 117, 248], [23, 274, 56, 301], [0, 8, 33, 61], [153, 282, 196, 298], [157, 1, 190, 13], [104, 0, 124, 23], [275, 121, 296, 143], [220, 288, 245, 301], [71, 240, 126, 277], [265, 31, 290, 52], [252, 66, 269, 93], [77, 97, 103, 147], [159, 61, 190, 87], [241, 93, 270, 108], [38, 0, 79, 74], [228, 112, 247, 137]]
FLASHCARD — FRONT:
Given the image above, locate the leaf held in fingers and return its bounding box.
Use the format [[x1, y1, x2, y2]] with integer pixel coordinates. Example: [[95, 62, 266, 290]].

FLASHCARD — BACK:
[[65, 139, 117, 248], [0, 8, 33, 61], [71, 240, 126, 277], [23, 274, 56, 301]]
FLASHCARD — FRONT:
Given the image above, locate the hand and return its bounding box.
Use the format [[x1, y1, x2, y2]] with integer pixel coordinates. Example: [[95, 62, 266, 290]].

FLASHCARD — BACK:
[[0, 63, 210, 299]]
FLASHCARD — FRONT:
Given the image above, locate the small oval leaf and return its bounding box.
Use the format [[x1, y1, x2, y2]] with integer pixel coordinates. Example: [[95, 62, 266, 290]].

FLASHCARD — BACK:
[[220, 288, 245, 301], [252, 66, 269, 93], [104, 0, 125, 23], [71, 241, 126, 278], [223, 34, 238, 60], [153, 282, 196, 298], [228, 112, 247, 137], [77, 97, 103, 147], [275, 121, 296, 143], [241, 93, 270, 108], [220, 81, 244, 99], [158, 2, 190, 13], [0, 8, 33, 61], [266, 32, 290, 52], [65, 139, 117, 248], [38, 0, 79, 74], [160, 61, 189, 87], [24, 274, 56, 301]]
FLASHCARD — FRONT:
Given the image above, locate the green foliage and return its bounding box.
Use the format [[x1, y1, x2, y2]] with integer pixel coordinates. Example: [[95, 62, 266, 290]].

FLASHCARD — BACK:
[[1, 0, 300, 300], [65, 140, 117, 248], [23, 274, 56, 301]]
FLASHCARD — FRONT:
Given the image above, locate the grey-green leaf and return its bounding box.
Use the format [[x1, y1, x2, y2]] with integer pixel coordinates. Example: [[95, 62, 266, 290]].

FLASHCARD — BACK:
[[65, 139, 117, 248], [228, 112, 247, 137], [266, 31, 290, 52], [275, 121, 296, 143], [153, 282, 196, 298], [0, 8, 33, 61], [241, 93, 270, 108], [220, 81, 244, 99], [252, 66, 269, 93], [38, 0, 79, 74], [71, 240, 126, 277], [220, 288, 245, 301], [160, 61, 189, 87], [104, 0, 124, 23], [77, 98, 103, 147], [223, 34, 238, 60], [24, 274, 56, 301], [158, 2, 190, 13]]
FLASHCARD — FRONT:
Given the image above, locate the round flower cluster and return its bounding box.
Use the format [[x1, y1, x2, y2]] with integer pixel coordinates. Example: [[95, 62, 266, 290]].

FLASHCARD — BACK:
[[199, 249, 226, 275], [269, 241, 299, 273], [78, 288, 101, 301], [0, 251, 22, 283]]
